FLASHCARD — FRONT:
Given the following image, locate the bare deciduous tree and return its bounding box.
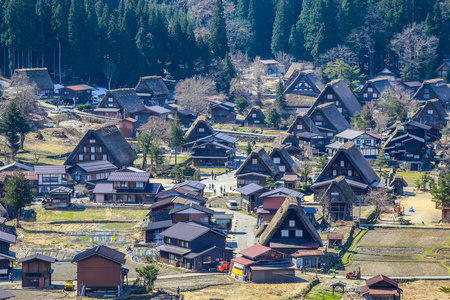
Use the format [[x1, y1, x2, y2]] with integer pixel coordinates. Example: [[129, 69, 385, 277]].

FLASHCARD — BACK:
[[319, 45, 358, 66], [298, 159, 313, 182], [139, 116, 172, 144], [275, 51, 293, 72], [102, 57, 117, 90], [251, 56, 266, 102], [175, 76, 216, 113], [363, 188, 394, 219], [6, 72, 40, 116], [390, 23, 438, 80]]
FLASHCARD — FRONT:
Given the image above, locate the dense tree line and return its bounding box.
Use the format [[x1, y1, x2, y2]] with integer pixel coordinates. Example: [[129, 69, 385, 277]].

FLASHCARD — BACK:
[[1, 0, 449, 86]]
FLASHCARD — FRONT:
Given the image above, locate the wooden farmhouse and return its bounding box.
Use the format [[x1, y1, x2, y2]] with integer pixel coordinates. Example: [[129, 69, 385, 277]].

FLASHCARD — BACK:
[[176, 109, 197, 127], [11, 68, 53, 98], [269, 147, 298, 174], [208, 100, 237, 124], [236, 183, 269, 213], [135, 76, 169, 106], [258, 195, 323, 255], [284, 69, 324, 97], [327, 129, 382, 159], [143, 219, 173, 244], [244, 107, 266, 126], [287, 112, 321, 138], [68, 160, 117, 185], [435, 59, 450, 79], [411, 99, 448, 129], [413, 78, 450, 107], [230, 244, 294, 283], [389, 176, 408, 195], [157, 222, 232, 271], [184, 116, 215, 143], [312, 142, 382, 198], [308, 103, 351, 138], [387, 120, 439, 142], [149, 194, 206, 222], [48, 186, 73, 207], [235, 147, 281, 188], [0, 232, 16, 277], [18, 254, 55, 289], [327, 233, 344, 248], [257, 188, 304, 225], [92, 172, 162, 204], [286, 114, 329, 154], [360, 274, 402, 299], [34, 165, 75, 195], [272, 134, 303, 158], [360, 78, 394, 102], [319, 176, 356, 222], [283, 62, 314, 80], [57, 84, 93, 105], [309, 79, 362, 121], [118, 117, 137, 138], [169, 203, 214, 226], [72, 245, 127, 296], [93, 88, 145, 119], [64, 125, 137, 169]]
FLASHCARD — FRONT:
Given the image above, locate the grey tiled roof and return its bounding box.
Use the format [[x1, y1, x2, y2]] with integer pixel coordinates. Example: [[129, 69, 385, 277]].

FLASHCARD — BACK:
[[72, 245, 126, 264]]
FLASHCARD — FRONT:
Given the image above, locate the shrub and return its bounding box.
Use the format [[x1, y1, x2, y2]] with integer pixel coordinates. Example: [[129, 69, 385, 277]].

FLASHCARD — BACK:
[[76, 104, 92, 111], [35, 131, 44, 140]]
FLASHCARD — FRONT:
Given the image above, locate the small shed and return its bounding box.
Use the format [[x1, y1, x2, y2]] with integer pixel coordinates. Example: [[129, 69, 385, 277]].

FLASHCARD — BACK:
[[389, 176, 408, 195], [0, 288, 14, 299], [249, 263, 295, 283], [18, 254, 55, 289], [281, 173, 300, 189], [48, 187, 73, 207], [119, 118, 137, 138], [330, 281, 346, 295], [327, 233, 344, 248], [291, 249, 323, 269]]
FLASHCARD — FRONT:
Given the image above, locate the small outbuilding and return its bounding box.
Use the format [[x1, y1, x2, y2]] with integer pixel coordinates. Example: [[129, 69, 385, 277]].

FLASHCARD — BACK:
[[18, 254, 55, 289], [48, 187, 73, 207], [360, 274, 402, 300], [0, 288, 14, 299], [327, 233, 344, 248], [389, 176, 408, 195]]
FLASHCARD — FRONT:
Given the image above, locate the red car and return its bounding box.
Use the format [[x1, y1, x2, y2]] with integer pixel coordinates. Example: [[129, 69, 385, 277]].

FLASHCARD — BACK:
[[216, 261, 229, 272]]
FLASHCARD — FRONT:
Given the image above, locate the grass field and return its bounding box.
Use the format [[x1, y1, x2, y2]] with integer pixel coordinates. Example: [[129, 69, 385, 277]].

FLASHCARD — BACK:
[[358, 229, 449, 248], [34, 207, 148, 222], [306, 290, 342, 300], [396, 171, 438, 188]]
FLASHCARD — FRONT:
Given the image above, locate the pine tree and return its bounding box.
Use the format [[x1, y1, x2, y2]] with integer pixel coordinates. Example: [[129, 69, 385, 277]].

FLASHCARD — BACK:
[[237, 0, 250, 19], [289, 20, 307, 60], [424, 1, 448, 57], [210, 0, 229, 58], [274, 79, 286, 111], [137, 132, 153, 170], [351, 106, 376, 130], [267, 108, 281, 128], [3, 170, 34, 227], [224, 52, 235, 79], [246, 142, 252, 155], [247, 0, 274, 57], [0, 101, 29, 160], [340, 0, 365, 39], [271, 0, 290, 54]]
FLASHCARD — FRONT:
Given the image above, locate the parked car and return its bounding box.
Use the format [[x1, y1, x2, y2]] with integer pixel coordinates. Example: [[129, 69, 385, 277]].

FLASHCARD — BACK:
[[46, 122, 55, 128], [226, 200, 238, 210]]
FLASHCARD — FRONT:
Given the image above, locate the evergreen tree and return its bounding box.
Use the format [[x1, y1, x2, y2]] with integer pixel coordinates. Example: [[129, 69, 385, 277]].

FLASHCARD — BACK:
[[235, 97, 248, 114], [274, 79, 286, 111], [137, 132, 153, 170], [323, 60, 364, 92], [3, 170, 34, 227], [224, 52, 235, 79], [340, 0, 365, 39], [289, 20, 307, 60], [247, 0, 274, 57], [237, 0, 250, 19], [169, 114, 185, 165], [351, 106, 376, 129], [135, 265, 159, 291], [0, 101, 30, 160], [373, 150, 390, 178], [246, 142, 252, 155], [265, 176, 277, 190], [271, 0, 290, 54], [424, 1, 448, 58], [267, 108, 281, 128], [315, 154, 328, 172], [210, 0, 229, 58]]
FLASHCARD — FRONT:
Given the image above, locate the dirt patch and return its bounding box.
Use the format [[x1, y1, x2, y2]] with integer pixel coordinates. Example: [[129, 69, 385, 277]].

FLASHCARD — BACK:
[[356, 247, 424, 255], [353, 254, 418, 261], [340, 261, 448, 277], [155, 275, 232, 290], [359, 229, 449, 248], [182, 281, 310, 300], [436, 248, 450, 255], [3, 289, 69, 299], [399, 280, 450, 300]]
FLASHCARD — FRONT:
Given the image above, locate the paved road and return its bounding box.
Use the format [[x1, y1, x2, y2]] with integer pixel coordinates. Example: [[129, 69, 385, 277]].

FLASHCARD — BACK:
[[213, 208, 257, 253], [202, 170, 239, 196]]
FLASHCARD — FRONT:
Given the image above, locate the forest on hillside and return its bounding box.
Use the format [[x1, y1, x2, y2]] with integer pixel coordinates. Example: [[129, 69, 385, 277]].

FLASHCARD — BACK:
[[0, 0, 448, 87]]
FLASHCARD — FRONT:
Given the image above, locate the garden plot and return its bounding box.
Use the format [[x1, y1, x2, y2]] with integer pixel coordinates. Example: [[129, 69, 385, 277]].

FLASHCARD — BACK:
[[358, 229, 449, 248], [341, 261, 448, 277], [356, 247, 424, 255]]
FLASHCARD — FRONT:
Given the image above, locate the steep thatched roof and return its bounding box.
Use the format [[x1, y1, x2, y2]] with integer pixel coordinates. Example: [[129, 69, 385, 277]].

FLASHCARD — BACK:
[[321, 176, 357, 206], [283, 62, 314, 79], [259, 195, 322, 247], [269, 147, 299, 172], [413, 78, 450, 103], [313, 79, 361, 116], [389, 176, 408, 187], [316, 142, 380, 185], [235, 147, 280, 178], [363, 78, 395, 94], [101, 88, 145, 114], [65, 124, 137, 168], [184, 116, 215, 140], [284, 69, 325, 95], [136, 76, 169, 95], [310, 103, 351, 133], [287, 112, 321, 134], [12, 68, 53, 90], [412, 99, 448, 121], [285, 94, 316, 107], [244, 107, 266, 122]]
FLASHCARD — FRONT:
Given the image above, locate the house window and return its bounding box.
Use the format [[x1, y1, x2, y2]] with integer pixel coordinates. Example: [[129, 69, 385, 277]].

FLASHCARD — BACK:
[[89, 139, 96, 143], [335, 101, 339, 106], [337, 107, 343, 113], [200, 217, 208, 222], [91, 155, 95, 160], [78, 154, 84, 161], [340, 161, 345, 167], [428, 110, 433, 114], [424, 88, 429, 93], [169, 254, 175, 264], [424, 94, 430, 100], [368, 87, 373, 92], [295, 230, 303, 237], [108, 103, 113, 107], [327, 132, 333, 137], [91, 147, 96, 153], [373, 93, 377, 98], [99, 147, 102, 152], [363, 93, 368, 98], [273, 157, 280, 164], [252, 158, 258, 165], [332, 170, 337, 176], [281, 230, 289, 237], [83, 147, 87, 152], [315, 115, 321, 121], [166, 238, 171, 244], [74, 175, 81, 181], [395, 143, 402, 147], [414, 155, 420, 159], [199, 128, 205, 132], [279, 165, 285, 172], [252, 113, 256, 118], [185, 242, 189, 248], [255, 120, 260, 123], [108, 97, 113, 102], [87, 175, 92, 181], [202, 256, 212, 264], [327, 94, 333, 99], [297, 124, 303, 130], [136, 182, 144, 188], [103, 154, 107, 160], [315, 122, 323, 126], [348, 170, 353, 176], [289, 220, 295, 227]]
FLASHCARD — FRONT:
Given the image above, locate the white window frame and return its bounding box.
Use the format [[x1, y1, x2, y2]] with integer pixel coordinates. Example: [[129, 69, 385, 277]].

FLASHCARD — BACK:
[[327, 94, 333, 99], [348, 170, 353, 176], [428, 109, 433, 114], [252, 158, 258, 165], [273, 157, 281, 164], [91, 154, 95, 160], [199, 127, 205, 133], [102, 154, 107, 160], [78, 154, 83, 161], [136, 182, 144, 188], [289, 220, 295, 227], [373, 93, 377, 98], [332, 170, 337, 176], [340, 161, 345, 167], [281, 230, 289, 237], [252, 113, 256, 118], [295, 230, 303, 237], [363, 93, 368, 98], [368, 87, 373, 92]]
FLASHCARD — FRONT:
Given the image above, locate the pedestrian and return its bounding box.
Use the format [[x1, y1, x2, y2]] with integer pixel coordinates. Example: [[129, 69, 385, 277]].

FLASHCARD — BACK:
[[225, 169, 228, 175], [8, 272, 12, 282], [214, 189, 216, 196], [211, 170, 214, 178], [212, 183, 214, 189]]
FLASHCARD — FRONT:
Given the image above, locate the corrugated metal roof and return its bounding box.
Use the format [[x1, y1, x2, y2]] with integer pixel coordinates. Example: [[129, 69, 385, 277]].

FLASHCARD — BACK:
[[72, 245, 126, 265], [327, 233, 344, 240], [18, 253, 56, 263], [236, 183, 266, 195], [34, 165, 66, 174], [0, 287, 15, 299], [108, 171, 151, 182], [0, 232, 16, 244], [76, 161, 117, 172], [238, 244, 271, 259], [92, 183, 115, 194]]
